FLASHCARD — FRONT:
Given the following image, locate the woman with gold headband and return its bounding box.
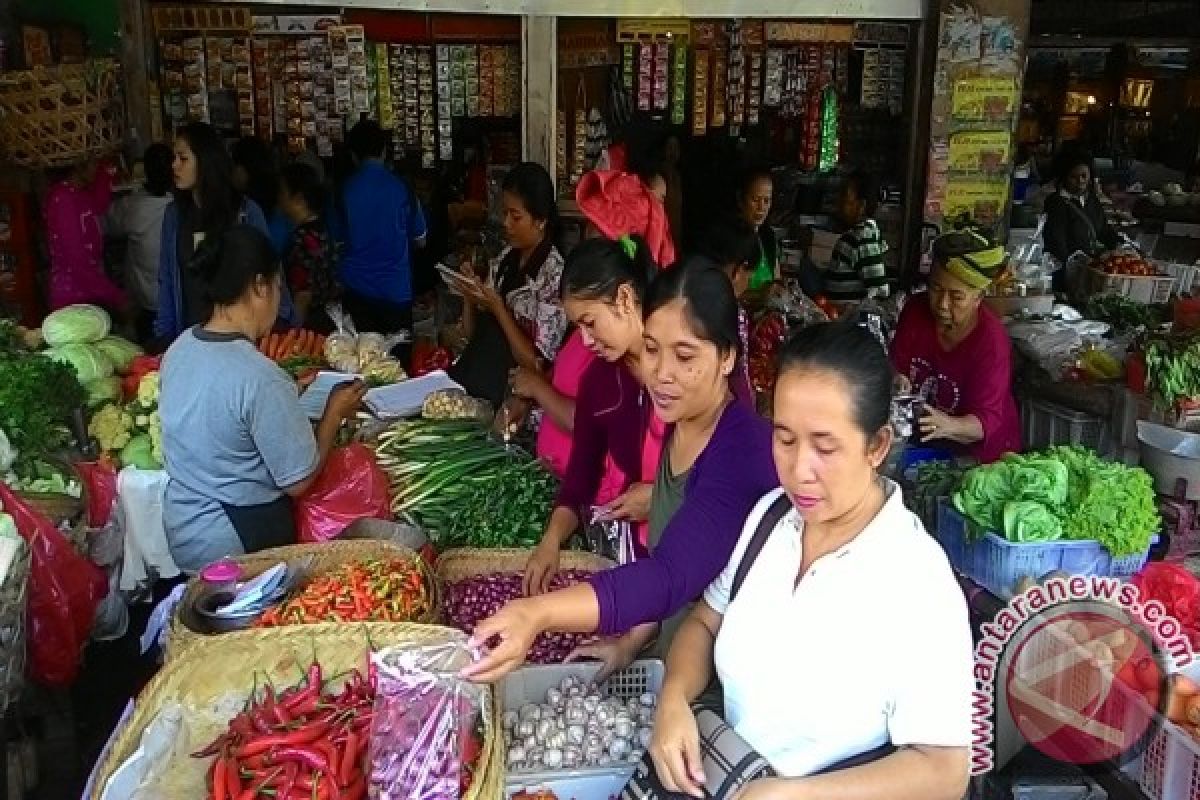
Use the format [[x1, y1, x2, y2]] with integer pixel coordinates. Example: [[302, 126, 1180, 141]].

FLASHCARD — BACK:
[[890, 231, 1020, 463]]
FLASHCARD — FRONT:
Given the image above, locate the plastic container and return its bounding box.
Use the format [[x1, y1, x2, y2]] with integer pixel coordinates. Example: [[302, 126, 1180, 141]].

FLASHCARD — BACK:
[[500, 660, 664, 800], [1089, 267, 1175, 304], [934, 501, 1157, 599], [199, 560, 241, 593], [1021, 398, 1112, 454]]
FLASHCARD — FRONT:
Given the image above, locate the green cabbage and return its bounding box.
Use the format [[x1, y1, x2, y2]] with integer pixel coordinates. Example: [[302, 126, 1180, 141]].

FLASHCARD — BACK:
[[93, 336, 143, 373], [120, 434, 160, 470], [1003, 501, 1063, 542], [952, 445, 1160, 557], [85, 376, 122, 408], [47, 343, 114, 384], [41, 304, 111, 346]]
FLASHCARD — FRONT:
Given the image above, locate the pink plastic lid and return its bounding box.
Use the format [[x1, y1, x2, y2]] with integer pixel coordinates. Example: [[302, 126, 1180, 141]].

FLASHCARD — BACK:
[[200, 560, 241, 584]]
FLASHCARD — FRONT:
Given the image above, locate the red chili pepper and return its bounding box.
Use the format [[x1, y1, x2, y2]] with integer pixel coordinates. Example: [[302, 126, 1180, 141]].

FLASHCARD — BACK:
[[212, 755, 230, 800], [224, 755, 243, 797], [272, 744, 329, 772], [338, 730, 358, 787], [235, 723, 331, 757], [341, 774, 366, 800], [317, 741, 339, 785]]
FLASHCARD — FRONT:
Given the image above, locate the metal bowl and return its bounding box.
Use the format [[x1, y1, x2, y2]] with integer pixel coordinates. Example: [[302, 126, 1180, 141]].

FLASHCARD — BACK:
[[191, 584, 288, 634]]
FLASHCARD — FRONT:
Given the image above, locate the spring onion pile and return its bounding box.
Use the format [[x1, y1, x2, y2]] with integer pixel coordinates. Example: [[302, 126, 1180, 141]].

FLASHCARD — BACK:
[[444, 571, 596, 663], [374, 419, 558, 547]]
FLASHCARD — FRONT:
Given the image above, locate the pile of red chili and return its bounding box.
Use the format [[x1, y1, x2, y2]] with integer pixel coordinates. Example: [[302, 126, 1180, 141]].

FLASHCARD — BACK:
[[257, 559, 430, 627], [194, 662, 373, 800]]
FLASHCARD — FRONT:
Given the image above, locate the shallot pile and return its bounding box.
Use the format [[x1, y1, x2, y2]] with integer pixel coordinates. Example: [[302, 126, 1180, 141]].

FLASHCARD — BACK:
[[443, 571, 596, 663], [503, 675, 656, 773]]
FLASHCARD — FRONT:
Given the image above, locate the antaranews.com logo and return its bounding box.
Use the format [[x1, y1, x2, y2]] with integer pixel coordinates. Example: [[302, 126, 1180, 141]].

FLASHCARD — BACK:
[[971, 575, 1194, 774]]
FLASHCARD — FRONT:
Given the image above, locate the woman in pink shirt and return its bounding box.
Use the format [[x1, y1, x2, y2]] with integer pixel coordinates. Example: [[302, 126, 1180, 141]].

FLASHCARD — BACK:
[[890, 231, 1019, 464], [44, 158, 126, 312]]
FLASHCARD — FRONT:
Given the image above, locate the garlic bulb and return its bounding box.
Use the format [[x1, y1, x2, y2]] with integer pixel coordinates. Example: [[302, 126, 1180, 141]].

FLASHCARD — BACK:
[[614, 718, 635, 740], [542, 748, 564, 769], [640, 692, 657, 708], [507, 745, 527, 766], [583, 694, 601, 714], [567, 724, 586, 746], [566, 706, 587, 725], [595, 706, 613, 727], [520, 703, 542, 722], [523, 735, 538, 751], [545, 730, 567, 750], [535, 719, 555, 743], [546, 688, 564, 706], [563, 745, 583, 768], [609, 737, 632, 761], [638, 727, 653, 749], [517, 720, 535, 738], [502, 711, 519, 731]]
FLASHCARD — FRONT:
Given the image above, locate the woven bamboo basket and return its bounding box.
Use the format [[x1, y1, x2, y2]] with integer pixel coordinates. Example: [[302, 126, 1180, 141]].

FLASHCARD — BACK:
[[0, 59, 123, 169], [0, 537, 29, 717], [166, 539, 442, 660], [90, 622, 504, 800], [436, 547, 616, 586]]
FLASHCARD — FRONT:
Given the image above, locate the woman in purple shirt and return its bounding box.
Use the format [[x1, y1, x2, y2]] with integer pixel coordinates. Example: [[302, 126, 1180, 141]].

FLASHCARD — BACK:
[[524, 235, 658, 596], [464, 262, 779, 684]]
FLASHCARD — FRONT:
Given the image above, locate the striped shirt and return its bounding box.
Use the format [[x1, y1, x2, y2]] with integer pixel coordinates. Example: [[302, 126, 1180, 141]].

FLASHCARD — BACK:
[[824, 219, 889, 302]]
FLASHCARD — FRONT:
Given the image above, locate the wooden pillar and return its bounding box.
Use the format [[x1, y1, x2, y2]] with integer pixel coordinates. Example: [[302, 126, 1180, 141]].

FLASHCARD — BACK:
[[118, 0, 154, 154], [522, 15, 557, 174]]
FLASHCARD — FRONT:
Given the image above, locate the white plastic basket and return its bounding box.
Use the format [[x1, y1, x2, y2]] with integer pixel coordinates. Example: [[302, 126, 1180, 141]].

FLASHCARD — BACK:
[[501, 660, 665, 800], [1129, 661, 1200, 800], [1089, 267, 1175, 304]]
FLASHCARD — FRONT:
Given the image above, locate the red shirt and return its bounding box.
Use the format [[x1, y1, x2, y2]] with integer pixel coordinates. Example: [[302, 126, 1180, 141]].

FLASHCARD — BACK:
[[890, 295, 1020, 464]]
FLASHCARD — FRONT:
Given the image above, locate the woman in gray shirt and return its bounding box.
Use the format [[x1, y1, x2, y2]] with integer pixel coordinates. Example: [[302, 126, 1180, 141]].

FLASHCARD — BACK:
[[159, 226, 364, 573]]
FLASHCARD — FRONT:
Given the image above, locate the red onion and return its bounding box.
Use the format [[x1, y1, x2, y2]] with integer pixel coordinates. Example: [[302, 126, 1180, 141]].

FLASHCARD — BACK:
[[443, 571, 596, 663]]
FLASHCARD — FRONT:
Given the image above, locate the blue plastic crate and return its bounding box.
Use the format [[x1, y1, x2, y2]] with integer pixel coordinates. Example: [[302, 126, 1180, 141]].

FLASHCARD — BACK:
[[935, 500, 1156, 598]]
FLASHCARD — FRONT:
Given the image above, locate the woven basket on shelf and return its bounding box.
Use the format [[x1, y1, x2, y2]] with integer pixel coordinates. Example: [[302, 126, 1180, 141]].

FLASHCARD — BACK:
[[166, 539, 441, 659], [0, 59, 123, 169], [0, 538, 29, 717], [90, 622, 503, 800], [436, 547, 616, 586]]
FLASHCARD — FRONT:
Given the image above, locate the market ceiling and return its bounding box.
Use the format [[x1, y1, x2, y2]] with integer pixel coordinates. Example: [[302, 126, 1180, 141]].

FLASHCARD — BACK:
[[236, 0, 923, 19]]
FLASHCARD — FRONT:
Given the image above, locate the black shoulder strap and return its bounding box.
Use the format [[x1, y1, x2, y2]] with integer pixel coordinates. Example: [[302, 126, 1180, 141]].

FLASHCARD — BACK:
[[729, 492, 793, 604]]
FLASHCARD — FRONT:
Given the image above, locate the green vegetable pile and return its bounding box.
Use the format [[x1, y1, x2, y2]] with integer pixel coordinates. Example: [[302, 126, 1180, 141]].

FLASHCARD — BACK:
[[905, 460, 965, 530], [952, 445, 1160, 557], [374, 418, 559, 548], [1144, 331, 1200, 410], [0, 349, 86, 478], [1084, 295, 1167, 335]]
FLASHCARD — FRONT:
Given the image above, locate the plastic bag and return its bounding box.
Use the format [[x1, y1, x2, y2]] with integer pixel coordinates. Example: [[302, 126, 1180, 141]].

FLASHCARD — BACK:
[[294, 444, 391, 543], [368, 636, 487, 800], [75, 459, 118, 528], [583, 506, 637, 564], [1132, 563, 1200, 650], [0, 481, 107, 686]]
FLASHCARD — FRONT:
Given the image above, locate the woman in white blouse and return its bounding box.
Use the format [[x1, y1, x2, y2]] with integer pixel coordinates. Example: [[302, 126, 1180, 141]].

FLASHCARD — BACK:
[[649, 321, 974, 800]]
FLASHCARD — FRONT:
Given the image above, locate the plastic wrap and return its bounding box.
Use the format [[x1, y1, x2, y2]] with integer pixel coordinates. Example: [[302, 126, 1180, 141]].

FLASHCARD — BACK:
[[583, 507, 637, 565], [368, 637, 486, 800]]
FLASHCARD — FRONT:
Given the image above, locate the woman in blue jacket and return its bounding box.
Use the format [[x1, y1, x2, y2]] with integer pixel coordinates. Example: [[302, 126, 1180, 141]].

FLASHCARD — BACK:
[[155, 122, 296, 343]]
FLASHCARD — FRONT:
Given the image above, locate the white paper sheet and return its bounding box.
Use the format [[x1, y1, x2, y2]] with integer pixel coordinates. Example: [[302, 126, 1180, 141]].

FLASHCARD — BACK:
[[363, 370, 464, 418], [298, 370, 359, 420]]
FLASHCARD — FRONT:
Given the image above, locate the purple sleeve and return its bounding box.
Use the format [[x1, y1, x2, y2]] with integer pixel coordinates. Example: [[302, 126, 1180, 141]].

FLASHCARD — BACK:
[[589, 406, 779, 635], [553, 362, 616, 513]]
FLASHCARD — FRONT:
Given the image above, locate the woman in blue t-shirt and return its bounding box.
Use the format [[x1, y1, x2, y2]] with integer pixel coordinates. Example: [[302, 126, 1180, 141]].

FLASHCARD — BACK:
[[159, 226, 364, 573]]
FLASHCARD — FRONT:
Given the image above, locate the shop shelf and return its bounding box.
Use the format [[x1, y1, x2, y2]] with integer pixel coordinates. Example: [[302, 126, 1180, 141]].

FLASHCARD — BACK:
[[934, 501, 1156, 599], [1021, 398, 1112, 455], [500, 660, 664, 800]]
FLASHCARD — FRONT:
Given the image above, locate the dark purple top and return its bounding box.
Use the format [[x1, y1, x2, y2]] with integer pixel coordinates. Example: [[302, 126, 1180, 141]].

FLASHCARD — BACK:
[[588, 400, 779, 635], [553, 358, 646, 513]]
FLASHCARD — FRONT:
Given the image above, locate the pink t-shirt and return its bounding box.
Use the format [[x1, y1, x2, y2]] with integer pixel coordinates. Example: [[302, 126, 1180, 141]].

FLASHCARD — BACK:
[[44, 165, 125, 311], [890, 294, 1020, 464], [536, 331, 628, 506]]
